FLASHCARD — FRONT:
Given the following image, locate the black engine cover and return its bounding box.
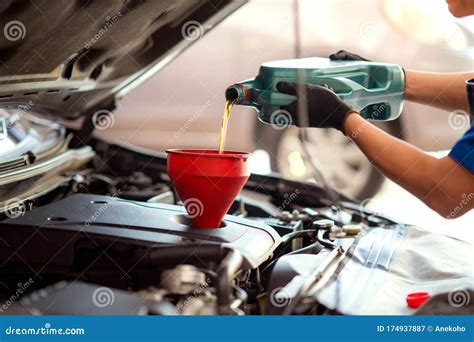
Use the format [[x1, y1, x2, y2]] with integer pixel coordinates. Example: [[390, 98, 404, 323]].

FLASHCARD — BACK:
[[0, 194, 280, 276]]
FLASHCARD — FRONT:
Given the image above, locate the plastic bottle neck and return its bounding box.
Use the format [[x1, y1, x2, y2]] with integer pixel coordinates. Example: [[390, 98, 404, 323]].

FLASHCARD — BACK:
[[225, 83, 250, 105]]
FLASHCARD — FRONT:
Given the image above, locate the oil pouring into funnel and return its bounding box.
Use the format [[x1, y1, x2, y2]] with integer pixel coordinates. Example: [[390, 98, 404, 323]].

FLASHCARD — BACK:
[[167, 57, 405, 228], [166, 99, 245, 228], [218, 99, 236, 154]]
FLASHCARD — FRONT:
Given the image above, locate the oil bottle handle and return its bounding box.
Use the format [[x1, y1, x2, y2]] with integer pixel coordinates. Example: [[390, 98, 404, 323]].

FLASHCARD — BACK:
[[313, 76, 367, 96]]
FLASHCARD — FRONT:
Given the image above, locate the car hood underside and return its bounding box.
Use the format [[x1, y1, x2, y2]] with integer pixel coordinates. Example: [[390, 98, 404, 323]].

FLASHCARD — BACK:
[[0, 0, 244, 120]]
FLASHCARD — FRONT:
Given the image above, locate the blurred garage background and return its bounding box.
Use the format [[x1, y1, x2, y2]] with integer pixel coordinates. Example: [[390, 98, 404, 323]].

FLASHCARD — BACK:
[[97, 0, 474, 241]]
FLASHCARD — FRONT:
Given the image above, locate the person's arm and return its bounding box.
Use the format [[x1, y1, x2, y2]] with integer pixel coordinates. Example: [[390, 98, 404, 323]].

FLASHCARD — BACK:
[[329, 50, 474, 112], [404, 70, 474, 113], [277, 81, 474, 218], [343, 112, 474, 218]]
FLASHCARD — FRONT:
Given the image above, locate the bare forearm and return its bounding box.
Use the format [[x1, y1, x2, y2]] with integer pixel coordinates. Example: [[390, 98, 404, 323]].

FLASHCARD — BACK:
[[404, 70, 474, 112], [343, 113, 474, 217], [344, 113, 436, 196]]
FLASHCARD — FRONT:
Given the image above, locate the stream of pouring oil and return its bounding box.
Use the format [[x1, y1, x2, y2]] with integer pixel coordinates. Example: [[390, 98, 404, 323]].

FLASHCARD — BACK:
[[218, 99, 236, 154]]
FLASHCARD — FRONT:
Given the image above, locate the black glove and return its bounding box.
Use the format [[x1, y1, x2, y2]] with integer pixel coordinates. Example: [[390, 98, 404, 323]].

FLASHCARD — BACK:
[[329, 50, 370, 62], [277, 82, 355, 131], [329, 50, 406, 94]]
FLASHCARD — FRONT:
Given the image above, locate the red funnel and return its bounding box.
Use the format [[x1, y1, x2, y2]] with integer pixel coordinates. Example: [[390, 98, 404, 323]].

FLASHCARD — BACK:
[[166, 149, 250, 229]]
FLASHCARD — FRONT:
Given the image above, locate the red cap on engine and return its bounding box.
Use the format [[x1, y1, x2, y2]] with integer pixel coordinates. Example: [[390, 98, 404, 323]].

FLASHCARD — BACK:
[[406, 292, 430, 309]]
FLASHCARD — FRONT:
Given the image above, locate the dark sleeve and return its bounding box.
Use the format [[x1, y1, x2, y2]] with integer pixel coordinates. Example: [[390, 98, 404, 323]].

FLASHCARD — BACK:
[[448, 123, 474, 173]]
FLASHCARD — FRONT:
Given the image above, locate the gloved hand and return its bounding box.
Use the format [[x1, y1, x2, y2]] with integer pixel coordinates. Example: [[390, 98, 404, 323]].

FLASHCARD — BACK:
[[277, 82, 356, 131], [329, 50, 370, 62], [329, 50, 406, 96]]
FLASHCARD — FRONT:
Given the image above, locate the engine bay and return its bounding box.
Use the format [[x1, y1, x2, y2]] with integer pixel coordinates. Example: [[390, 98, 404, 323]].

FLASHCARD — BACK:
[[0, 115, 409, 316]]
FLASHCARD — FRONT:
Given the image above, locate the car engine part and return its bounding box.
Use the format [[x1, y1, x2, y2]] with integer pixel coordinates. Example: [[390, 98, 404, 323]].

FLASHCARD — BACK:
[[0, 134, 471, 316]]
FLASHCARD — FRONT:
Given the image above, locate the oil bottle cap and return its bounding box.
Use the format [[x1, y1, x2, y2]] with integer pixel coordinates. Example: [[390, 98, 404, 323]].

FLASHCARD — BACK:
[[406, 292, 430, 308]]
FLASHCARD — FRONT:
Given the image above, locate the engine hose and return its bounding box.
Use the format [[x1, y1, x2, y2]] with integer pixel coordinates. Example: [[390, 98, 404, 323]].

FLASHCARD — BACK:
[[261, 241, 325, 276], [317, 229, 337, 249], [280, 229, 317, 249], [282, 247, 344, 315], [264, 229, 319, 264], [142, 245, 243, 315], [230, 284, 248, 315], [287, 241, 324, 255], [216, 248, 244, 314]]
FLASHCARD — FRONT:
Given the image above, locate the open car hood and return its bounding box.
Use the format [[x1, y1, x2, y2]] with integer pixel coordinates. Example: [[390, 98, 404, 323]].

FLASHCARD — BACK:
[[0, 0, 245, 119]]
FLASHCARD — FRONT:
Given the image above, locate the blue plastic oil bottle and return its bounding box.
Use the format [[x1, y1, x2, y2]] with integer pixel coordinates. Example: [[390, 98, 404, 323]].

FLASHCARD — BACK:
[[225, 57, 405, 124]]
